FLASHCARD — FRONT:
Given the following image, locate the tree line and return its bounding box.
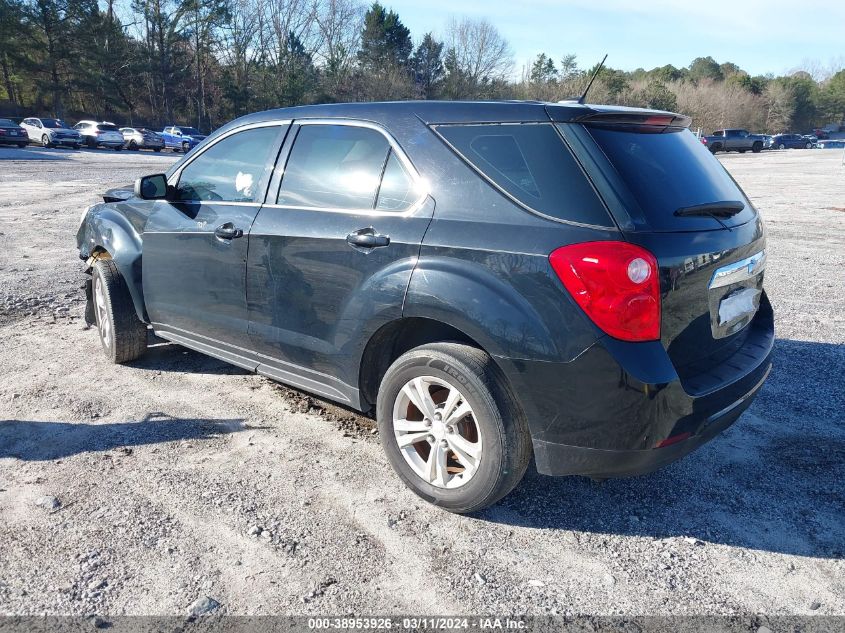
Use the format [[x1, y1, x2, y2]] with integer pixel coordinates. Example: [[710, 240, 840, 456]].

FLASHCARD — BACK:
[[1, 0, 843, 134]]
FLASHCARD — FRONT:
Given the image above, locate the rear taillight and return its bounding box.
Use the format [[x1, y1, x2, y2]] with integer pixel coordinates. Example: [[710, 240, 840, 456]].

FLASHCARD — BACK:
[[549, 241, 661, 342]]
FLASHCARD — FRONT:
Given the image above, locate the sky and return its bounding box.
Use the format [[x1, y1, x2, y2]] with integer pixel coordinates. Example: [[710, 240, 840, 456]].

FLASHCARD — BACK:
[[389, 0, 845, 78]]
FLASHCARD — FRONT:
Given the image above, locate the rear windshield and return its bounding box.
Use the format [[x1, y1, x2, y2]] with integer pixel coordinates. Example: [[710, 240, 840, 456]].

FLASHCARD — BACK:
[[42, 119, 67, 128], [435, 123, 612, 227], [584, 126, 755, 231], [0, 119, 16, 126], [97, 124, 119, 131]]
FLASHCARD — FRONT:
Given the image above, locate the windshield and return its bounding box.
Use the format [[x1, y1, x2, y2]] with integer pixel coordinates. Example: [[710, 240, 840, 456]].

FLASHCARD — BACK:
[[582, 125, 756, 231], [0, 119, 16, 126], [178, 127, 201, 136], [97, 124, 119, 131], [42, 119, 68, 129]]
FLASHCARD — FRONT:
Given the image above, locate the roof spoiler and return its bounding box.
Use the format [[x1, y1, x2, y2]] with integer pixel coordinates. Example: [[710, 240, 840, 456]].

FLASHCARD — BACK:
[[575, 111, 692, 130]]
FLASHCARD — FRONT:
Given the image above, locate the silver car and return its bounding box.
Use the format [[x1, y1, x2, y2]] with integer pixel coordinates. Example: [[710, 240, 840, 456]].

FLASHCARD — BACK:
[[119, 127, 165, 152], [74, 120, 125, 150], [20, 117, 82, 148]]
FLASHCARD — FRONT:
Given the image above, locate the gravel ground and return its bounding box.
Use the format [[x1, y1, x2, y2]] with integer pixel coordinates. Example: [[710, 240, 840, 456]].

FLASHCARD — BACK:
[[0, 145, 843, 617]]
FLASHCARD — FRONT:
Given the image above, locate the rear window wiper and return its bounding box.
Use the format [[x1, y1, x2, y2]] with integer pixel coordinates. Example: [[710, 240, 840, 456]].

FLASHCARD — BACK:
[[674, 201, 745, 218]]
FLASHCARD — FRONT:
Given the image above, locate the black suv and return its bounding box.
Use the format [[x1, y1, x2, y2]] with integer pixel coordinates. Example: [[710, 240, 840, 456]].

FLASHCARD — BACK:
[[76, 101, 773, 513]]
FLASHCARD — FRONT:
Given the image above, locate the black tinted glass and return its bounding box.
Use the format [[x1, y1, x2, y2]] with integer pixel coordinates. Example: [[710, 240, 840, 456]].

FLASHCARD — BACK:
[[586, 126, 754, 231], [177, 126, 280, 202], [97, 124, 119, 131], [0, 119, 15, 126], [278, 125, 390, 209], [376, 151, 418, 211], [436, 123, 611, 226], [42, 119, 66, 128]]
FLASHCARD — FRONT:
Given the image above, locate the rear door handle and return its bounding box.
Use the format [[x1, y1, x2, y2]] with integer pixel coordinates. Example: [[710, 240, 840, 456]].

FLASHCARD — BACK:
[[214, 223, 243, 240], [346, 228, 390, 249]]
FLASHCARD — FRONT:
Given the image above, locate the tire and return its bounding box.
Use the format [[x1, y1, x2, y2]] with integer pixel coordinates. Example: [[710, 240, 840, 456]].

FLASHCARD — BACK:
[[738, 149, 747, 153], [17, 142, 27, 148], [87, 136, 97, 149], [153, 147, 162, 153], [91, 259, 147, 364], [41, 134, 52, 148], [778, 143, 786, 150], [114, 146, 122, 151], [752, 142, 762, 153], [376, 342, 532, 514], [805, 142, 812, 149], [128, 140, 137, 151], [710, 143, 721, 154], [182, 141, 190, 153], [72, 144, 81, 150]]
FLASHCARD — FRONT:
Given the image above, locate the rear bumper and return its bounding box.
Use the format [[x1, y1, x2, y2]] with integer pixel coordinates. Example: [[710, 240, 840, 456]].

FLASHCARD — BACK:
[[496, 296, 774, 478], [532, 362, 770, 477]]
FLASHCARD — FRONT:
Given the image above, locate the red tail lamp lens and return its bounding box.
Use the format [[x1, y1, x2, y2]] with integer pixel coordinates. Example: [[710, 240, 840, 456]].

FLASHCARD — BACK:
[[549, 241, 661, 342]]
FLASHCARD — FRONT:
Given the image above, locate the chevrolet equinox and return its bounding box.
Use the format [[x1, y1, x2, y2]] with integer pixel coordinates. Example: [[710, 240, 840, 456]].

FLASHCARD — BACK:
[[76, 101, 774, 513]]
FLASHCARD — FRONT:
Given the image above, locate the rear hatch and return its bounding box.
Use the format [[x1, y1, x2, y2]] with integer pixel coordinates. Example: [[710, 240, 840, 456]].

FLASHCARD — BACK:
[[557, 110, 770, 394]]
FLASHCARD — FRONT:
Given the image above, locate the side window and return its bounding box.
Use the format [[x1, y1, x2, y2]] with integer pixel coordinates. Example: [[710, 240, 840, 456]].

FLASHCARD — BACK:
[[437, 123, 612, 226], [376, 150, 418, 211], [278, 124, 390, 210], [176, 126, 281, 203]]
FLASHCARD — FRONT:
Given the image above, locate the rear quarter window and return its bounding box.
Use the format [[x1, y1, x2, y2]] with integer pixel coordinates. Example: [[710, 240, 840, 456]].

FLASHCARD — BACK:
[[433, 123, 613, 227]]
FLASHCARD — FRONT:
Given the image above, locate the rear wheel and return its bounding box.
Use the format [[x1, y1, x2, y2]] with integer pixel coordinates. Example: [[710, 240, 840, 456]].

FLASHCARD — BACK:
[[128, 140, 138, 150], [778, 143, 786, 150], [87, 136, 97, 149], [376, 342, 532, 514], [181, 141, 190, 153], [738, 149, 747, 153], [17, 142, 27, 148], [752, 141, 762, 153], [91, 259, 147, 364], [153, 147, 162, 153], [805, 141, 812, 149]]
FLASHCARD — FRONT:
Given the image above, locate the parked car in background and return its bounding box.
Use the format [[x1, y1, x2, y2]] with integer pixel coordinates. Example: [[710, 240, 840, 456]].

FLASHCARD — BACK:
[[0, 118, 29, 147], [812, 128, 830, 140], [160, 125, 206, 152], [802, 135, 819, 148], [120, 127, 164, 152], [74, 121, 125, 150], [771, 133, 813, 149], [77, 101, 773, 513], [704, 128, 766, 153], [817, 138, 845, 149], [20, 117, 82, 148]]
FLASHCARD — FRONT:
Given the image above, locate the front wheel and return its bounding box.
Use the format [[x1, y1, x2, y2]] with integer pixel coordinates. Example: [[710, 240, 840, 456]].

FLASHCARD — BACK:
[[181, 141, 190, 153], [778, 143, 786, 150], [91, 259, 148, 363], [153, 147, 162, 152], [752, 141, 762, 153], [376, 342, 532, 513], [17, 142, 27, 148], [128, 140, 138, 150], [41, 134, 52, 148], [805, 142, 812, 149]]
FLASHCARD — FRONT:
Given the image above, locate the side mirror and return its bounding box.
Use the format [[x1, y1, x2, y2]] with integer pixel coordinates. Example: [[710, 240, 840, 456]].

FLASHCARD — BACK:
[[135, 173, 169, 200]]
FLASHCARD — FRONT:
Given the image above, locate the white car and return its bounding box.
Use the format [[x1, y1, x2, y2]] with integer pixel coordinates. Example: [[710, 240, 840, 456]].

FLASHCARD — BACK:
[[74, 120, 125, 150], [20, 117, 83, 148]]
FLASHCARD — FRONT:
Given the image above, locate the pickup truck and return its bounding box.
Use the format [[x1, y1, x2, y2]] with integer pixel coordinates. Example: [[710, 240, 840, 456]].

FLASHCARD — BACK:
[[704, 129, 767, 154]]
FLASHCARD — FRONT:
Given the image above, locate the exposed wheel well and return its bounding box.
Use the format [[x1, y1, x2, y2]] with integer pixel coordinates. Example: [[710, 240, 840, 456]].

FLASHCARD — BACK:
[[358, 318, 484, 412]]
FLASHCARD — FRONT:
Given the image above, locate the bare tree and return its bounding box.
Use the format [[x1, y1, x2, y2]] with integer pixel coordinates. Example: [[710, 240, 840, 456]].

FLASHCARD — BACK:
[[314, 0, 363, 96], [442, 16, 512, 99]]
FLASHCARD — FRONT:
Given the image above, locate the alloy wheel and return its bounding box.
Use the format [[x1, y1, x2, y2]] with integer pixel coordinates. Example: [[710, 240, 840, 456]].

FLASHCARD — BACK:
[[93, 276, 112, 350], [392, 376, 482, 489]]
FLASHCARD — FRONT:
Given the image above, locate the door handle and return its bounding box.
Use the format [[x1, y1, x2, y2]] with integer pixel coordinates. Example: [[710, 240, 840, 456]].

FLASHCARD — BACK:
[[346, 228, 390, 249], [214, 223, 243, 240]]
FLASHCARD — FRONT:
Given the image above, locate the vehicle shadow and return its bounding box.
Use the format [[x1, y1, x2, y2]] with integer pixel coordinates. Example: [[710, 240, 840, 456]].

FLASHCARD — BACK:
[[0, 146, 74, 161], [0, 412, 252, 461], [127, 339, 251, 376], [480, 338, 845, 560]]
